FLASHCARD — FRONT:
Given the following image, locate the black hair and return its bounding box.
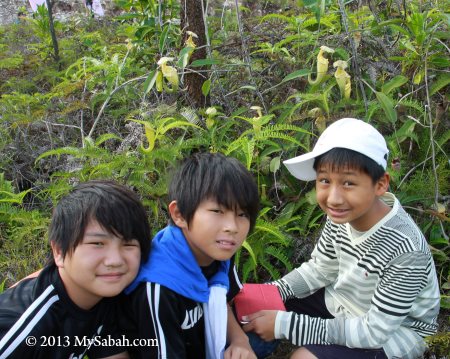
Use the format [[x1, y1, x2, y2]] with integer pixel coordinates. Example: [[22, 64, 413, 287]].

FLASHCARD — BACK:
[[313, 148, 386, 183], [168, 152, 260, 232], [48, 180, 151, 262]]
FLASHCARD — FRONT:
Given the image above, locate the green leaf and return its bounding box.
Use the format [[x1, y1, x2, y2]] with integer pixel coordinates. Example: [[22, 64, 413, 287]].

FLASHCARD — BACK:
[[241, 240, 257, 266], [401, 39, 418, 54], [381, 75, 408, 95], [430, 247, 448, 263], [429, 56, 450, 68], [393, 119, 417, 144], [201, 79, 211, 97], [430, 237, 449, 246], [190, 58, 221, 67], [159, 24, 170, 53], [375, 91, 397, 123], [177, 46, 194, 69], [143, 70, 158, 95], [386, 23, 411, 37], [434, 31, 450, 40], [269, 156, 281, 173], [281, 69, 311, 83]]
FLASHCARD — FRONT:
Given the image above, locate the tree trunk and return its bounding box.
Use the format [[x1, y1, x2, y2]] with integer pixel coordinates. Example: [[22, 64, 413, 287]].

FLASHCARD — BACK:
[[180, 0, 209, 108], [45, 0, 60, 68]]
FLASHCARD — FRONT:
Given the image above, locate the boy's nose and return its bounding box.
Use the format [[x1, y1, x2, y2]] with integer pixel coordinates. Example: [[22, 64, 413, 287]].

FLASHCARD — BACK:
[[327, 185, 344, 205], [223, 213, 239, 233], [103, 245, 125, 267]]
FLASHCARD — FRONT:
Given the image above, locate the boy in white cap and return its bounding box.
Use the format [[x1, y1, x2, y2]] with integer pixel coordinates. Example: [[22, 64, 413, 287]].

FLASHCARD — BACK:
[[243, 118, 440, 359]]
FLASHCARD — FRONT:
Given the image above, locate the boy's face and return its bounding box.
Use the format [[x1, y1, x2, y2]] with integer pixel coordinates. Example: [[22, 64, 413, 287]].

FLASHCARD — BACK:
[[52, 219, 141, 310], [315, 164, 390, 231], [170, 199, 250, 266]]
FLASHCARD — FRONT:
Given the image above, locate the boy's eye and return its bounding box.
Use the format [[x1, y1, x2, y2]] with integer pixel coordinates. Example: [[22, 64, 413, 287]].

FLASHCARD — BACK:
[[238, 212, 249, 218], [124, 240, 140, 248], [88, 242, 104, 247], [209, 209, 223, 214], [317, 178, 329, 184], [343, 181, 354, 187]]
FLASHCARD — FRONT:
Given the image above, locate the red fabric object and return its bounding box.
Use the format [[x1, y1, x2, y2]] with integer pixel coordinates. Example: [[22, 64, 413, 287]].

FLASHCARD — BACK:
[[234, 283, 285, 323]]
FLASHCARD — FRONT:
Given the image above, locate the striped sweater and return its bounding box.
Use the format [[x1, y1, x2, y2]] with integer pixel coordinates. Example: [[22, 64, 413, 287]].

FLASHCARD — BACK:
[[274, 193, 440, 359]]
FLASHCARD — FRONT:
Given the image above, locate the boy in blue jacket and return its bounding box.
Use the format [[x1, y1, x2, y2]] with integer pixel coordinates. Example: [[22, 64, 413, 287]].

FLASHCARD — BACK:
[[123, 152, 259, 358]]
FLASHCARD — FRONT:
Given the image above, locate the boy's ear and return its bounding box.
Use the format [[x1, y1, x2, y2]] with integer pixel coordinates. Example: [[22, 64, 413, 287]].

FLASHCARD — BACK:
[[375, 172, 390, 196], [51, 241, 65, 268], [168, 200, 188, 228]]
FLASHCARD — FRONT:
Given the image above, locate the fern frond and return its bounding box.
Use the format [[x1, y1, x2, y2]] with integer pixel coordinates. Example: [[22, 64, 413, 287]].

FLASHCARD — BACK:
[[366, 101, 380, 121], [262, 124, 312, 134], [437, 129, 450, 148], [266, 246, 293, 273], [260, 13, 297, 25], [429, 73, 450, 96], [95, 133, 122, 146], [241, 258, 257, 283], [255, 131, 307, 150], [225, 137, 248, 156], [301, 17, 318, 29], [398, 98, 425, 114], [296, 203, 318, 233], [250, 220, 289, 245], [35, 147, 85, 163], [126, 169, 148, 184], [178, 137, 211, 152], [0, 189, 31, 204], [258, 257, 281, 280], [241, 240, 257, 268], [244, 138, 255, 169], [180, 107, 200, 125]]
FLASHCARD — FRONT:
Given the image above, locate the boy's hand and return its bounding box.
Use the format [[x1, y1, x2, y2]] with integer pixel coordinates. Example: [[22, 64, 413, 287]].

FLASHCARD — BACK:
[[224, 337, 257, 359], [226, 303, 257, 359], [241, 310, 278, 341]]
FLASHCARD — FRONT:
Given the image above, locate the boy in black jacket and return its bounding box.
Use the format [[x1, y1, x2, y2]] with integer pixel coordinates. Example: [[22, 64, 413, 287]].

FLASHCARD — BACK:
[[0, 180, 151, 358], [122, 153, 259, 358]]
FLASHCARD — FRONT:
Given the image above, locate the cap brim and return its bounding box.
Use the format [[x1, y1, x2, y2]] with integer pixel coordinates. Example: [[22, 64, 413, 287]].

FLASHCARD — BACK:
[[283, 147, 331, 181]]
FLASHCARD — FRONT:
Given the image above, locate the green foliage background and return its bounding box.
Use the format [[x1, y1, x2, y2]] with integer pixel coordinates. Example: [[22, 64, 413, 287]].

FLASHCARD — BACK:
[[0, 0, 448, 351]]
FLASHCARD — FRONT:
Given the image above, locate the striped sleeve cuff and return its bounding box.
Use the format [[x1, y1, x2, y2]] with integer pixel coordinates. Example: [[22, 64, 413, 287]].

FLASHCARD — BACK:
[[274, 310, 293, 340], [275, 311, 329, 346], [269, 278, 295, 301]]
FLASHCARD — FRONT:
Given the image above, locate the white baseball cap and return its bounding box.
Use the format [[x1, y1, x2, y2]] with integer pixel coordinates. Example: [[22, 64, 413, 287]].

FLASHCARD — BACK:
[[283, 118, 389, 181]]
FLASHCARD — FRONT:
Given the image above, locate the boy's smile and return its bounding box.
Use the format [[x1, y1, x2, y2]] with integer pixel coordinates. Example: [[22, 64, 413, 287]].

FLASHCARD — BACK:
[[170, 199, 250, 266], [53, 220, 141, 309], [315, 165, 390, 231]]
